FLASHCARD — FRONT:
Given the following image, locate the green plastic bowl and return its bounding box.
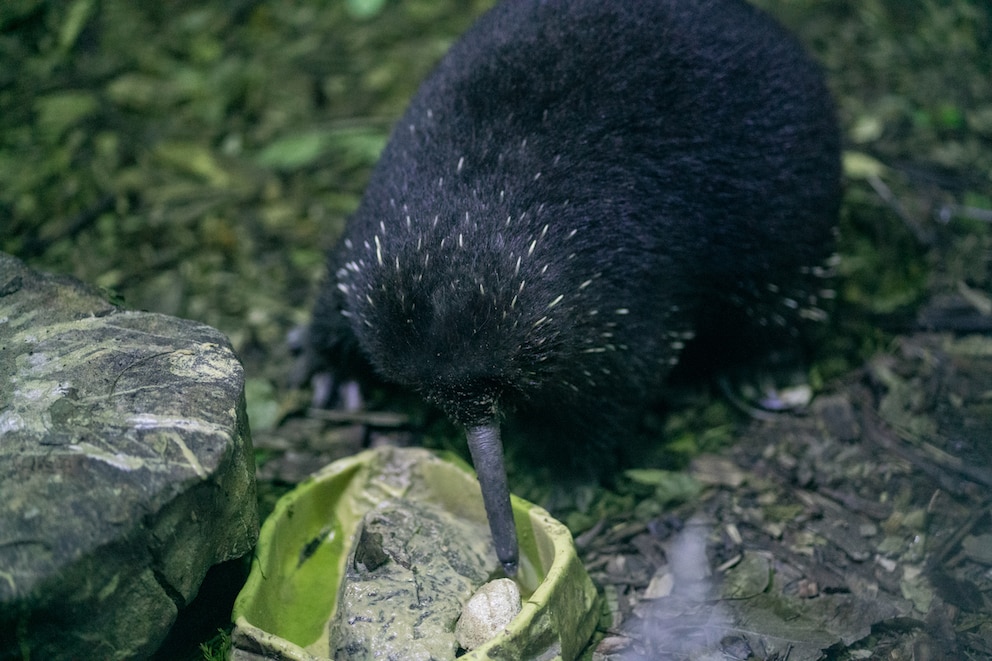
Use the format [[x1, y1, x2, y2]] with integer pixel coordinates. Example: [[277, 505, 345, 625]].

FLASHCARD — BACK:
[[231, 446, 599, 660]]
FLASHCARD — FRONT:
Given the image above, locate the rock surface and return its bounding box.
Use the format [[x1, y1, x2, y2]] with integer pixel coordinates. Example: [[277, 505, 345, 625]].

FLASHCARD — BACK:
[[454, 578, 522, 651], [328, 498, 497, 660], [0, 252, 258, 660]]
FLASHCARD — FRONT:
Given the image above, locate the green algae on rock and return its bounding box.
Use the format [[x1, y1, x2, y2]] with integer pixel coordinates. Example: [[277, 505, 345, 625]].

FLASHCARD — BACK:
[[329, 498, 497, 659], [0, 252, 258, 659]]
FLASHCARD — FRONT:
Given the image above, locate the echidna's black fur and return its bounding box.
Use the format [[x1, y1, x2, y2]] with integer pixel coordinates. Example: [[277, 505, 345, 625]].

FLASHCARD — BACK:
[[307, 0, 841, 571]]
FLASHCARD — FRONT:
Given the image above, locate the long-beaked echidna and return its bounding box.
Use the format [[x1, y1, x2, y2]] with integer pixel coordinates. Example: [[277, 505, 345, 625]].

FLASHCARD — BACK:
[[306, 0, 841, 574]]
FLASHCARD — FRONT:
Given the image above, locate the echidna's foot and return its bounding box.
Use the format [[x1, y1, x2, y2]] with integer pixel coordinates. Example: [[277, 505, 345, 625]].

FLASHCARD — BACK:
[[717, 361, 814, 421]]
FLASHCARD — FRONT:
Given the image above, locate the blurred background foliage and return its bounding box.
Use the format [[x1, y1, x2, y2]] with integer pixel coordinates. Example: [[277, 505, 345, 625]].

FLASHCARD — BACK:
[[2, 0, 990, 382]]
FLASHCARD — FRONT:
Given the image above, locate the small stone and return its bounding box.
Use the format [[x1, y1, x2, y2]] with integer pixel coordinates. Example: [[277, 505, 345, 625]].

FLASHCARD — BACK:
[[455, 578, 522, 651]]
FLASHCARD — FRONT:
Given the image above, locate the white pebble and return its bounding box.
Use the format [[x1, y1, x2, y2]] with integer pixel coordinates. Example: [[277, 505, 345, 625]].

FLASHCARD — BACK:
[[454, 578, 522, 651]]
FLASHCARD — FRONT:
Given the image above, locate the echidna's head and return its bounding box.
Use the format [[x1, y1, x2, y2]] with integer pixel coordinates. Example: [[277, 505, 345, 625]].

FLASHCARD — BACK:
[[334, 209, 572, 427]]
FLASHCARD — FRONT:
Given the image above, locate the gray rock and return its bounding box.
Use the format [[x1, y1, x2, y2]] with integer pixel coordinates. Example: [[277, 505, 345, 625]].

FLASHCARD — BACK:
[[329, 498, 497, 660], [0, 252, 258, 660]]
